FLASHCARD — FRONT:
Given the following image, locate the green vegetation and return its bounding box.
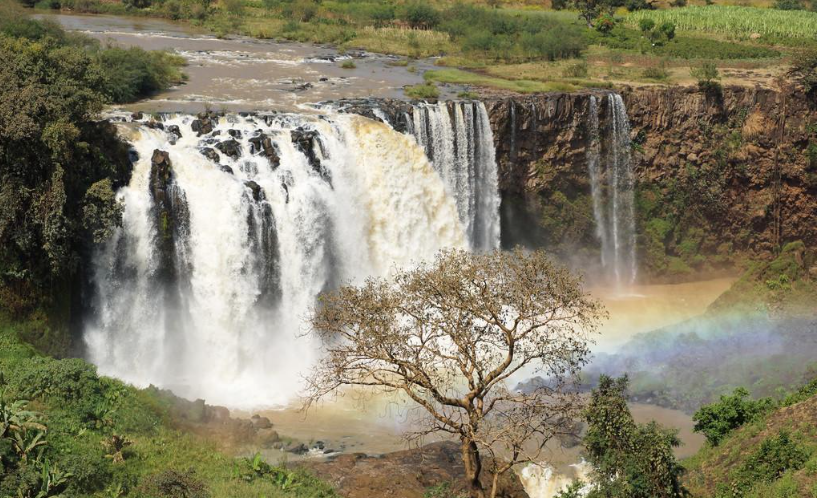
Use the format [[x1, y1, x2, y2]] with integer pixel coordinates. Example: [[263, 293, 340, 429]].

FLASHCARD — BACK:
[[561, 375, 687, 498], [626, 6, 817, 42], [404, 81, 440, 99], [684, 379, 817, 497], [422, 68, 588, 94], [0, 316, 337, 497], [692, 388, 775, 446], [0, 3, 185, 346]]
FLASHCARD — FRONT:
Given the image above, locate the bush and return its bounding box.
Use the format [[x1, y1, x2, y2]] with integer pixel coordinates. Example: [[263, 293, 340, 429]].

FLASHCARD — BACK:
[[562, 60, 589, 77], [774, 0, 804, 9], [692, 387, 775, 446], [788, 49, 817, 95], [691, 61, 721, 93], [594, 13, 616, 34], [137, 469, 209, 498], [733, 431, 810, 491], [401, 3, 440, 29], [404, 81, 439, 99], [340, 59, 356, 69], [97, 47, 186, 103], [642, 60, 669, 79]]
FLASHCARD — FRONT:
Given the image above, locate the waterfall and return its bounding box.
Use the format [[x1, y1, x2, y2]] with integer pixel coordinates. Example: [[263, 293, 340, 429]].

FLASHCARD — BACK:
[[85, 112, 467, 407], [586, 94, 637, 286], [408, 101, 501, 251]]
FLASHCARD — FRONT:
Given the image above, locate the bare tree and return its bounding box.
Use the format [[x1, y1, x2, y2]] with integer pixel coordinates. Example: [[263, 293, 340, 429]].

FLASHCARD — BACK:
[[304, 249, 604, 498]]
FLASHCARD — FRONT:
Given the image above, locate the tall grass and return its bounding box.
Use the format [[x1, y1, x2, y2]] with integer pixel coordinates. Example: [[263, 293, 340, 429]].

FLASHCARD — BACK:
[[626, 6, 817, 40]]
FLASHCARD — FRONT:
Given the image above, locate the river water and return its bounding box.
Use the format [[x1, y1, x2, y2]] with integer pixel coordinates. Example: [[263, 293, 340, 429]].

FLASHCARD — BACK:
[[37, 12, 460, 112]]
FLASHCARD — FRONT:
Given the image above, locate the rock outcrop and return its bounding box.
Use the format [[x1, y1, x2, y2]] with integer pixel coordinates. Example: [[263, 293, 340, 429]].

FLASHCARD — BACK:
[[483, 86, 817, 281]]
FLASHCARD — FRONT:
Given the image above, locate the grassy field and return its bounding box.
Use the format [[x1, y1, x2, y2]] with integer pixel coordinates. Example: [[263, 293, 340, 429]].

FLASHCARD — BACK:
[[0, 314, 337, 498]]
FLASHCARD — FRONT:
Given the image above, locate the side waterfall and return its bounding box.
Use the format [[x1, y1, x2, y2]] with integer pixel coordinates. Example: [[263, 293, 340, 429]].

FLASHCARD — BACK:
[[85, 112, 468, 407], [408, 102, 501, 251], [586, 94, 637, 286]]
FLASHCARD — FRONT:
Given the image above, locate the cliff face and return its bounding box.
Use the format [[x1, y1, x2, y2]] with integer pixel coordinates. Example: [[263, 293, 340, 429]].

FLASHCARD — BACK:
[[485, 86, 817, 281]]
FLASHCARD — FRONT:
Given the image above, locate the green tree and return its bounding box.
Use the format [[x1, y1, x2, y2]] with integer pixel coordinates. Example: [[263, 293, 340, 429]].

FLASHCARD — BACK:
[[582, 375, 688, 498], [692, 387, 774, 446]]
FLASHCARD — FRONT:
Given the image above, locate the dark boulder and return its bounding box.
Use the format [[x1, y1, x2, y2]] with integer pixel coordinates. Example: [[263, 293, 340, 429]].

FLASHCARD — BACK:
[[244, 180, 263, 202], [191, 118, 214, 136], [167, 125, 182, 140], [228, 129, 242, 139], [200, 147, 220, 163], [220, 165, 234, 174], [248, 134, 281, 169], [215, 139, 242, 160], [291, 128, 331, 184], [146, 120, 165, 131], [131, 111, 144, 121]]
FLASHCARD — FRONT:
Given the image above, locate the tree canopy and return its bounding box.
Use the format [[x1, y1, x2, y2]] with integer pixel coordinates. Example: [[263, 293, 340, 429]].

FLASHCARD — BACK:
[[306, 248, 604, 498]]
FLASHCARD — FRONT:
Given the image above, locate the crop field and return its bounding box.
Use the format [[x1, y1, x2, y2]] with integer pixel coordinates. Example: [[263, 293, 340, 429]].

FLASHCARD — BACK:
[[626, 6, 817, 41]]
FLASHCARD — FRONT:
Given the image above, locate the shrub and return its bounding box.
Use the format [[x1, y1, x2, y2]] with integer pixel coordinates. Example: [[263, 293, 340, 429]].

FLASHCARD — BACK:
[[221, 0, 243, 16], [401, 3, 440, 30], [692, 387, 775, 446], [562, 60, 589, 78], [733, 431, 810, 491], [788, 49, 817, 95], [639, 18, 656, 32], [97, 47, 186, 103], [404, 81, 439, 99], [340, 59, 356, 69], [774, 0, 804, 10], [642, 60, 669, 79], [137, 469, 209, 498], [691, 61, 721, 93], [595, 13, 616, 34]]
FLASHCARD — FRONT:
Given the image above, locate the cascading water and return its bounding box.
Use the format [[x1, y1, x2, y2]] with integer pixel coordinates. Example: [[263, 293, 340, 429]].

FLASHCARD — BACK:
[[85, 111, 468, 407], [408, 101, 501, 251], [586, 94, 637, 287]]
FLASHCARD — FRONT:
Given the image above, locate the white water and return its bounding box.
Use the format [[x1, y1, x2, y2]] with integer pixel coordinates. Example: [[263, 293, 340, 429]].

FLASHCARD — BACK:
[[586, 94, 637, 287], [85, 112, 468, 408], [518, 461, 592, 498], [409, 101, 501, 251]]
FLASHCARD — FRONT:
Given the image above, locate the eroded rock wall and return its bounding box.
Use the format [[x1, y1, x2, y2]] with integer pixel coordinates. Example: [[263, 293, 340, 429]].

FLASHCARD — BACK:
[[485, 86, 817, 281]]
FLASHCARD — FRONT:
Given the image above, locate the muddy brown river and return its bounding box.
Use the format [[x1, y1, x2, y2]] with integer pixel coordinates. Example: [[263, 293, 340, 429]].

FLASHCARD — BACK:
[[38, 12, 462, 112]]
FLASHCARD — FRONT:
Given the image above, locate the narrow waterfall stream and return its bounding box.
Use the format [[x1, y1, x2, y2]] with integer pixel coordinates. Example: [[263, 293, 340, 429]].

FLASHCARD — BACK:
[[85, 111, 475, 407], [586, 94, 637, 287], [408, 101, 501, 251]]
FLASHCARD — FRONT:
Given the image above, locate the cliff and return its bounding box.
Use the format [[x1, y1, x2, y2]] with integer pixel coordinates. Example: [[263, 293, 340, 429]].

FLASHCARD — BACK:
[[485, 86, 817, 281]]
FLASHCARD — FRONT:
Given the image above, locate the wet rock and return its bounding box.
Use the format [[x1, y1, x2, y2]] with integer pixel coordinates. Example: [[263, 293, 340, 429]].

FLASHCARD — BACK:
[[256, 428, 280, 448], [220, 165, 234, 174], [167, 125, 182, 140], [200, 147, 220, 163], [215, 139, 241, 160], [146, 120, 165, 131], [244, 180, 263, 202], [291, 128, 330, 183], [191, 118, 214, 136], [228, 129, 242, 139], [286, 442, 308, 455], [131, 111, 143, 121], [251, 414, 273, 429], [248, 134, 280, 169]]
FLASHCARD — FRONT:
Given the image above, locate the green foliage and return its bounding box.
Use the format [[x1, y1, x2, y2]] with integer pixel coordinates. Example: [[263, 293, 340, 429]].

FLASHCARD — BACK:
[[691, 61, 722, 93], [562, 60, 589, 78], [692, 388, 775, 446], [401, 3, 440, 30], [788, 49, 817, 95], [136, 469, 210, 498], [0, 7, 185, 326], [626, 6, 817, 41], [729, 431, 811, 495], [232, 453, 337, 496], [340, 59, 356, 69], [404, 81, 440, 99], [583, 375, 687, 498], [773, 0, 805, 10], [98, 47, 186, 103]]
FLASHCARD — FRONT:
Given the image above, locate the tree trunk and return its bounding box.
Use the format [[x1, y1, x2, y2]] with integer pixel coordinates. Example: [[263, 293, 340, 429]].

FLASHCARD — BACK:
[[461, 437, 485, 498]]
